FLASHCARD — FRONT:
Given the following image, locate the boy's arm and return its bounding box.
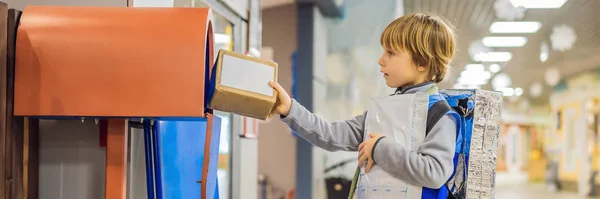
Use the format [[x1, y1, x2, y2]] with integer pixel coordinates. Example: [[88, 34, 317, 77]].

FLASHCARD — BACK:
[[280, 99, 365, 152], [371, 115, 457, 188]]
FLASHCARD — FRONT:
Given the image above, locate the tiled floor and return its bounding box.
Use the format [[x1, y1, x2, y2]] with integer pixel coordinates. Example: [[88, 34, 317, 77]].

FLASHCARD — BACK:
[[496, 183, 594, 199], [495, 172, 599, 199]]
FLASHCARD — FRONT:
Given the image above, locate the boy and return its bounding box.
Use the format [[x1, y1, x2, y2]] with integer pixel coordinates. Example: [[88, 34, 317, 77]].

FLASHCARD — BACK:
[[269, 12, 458, 199]]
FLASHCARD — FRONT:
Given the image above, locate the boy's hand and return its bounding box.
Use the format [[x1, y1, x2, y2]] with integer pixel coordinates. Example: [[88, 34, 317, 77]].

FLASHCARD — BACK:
[[268, 81, 292, 117], [358, 133, 385, 173]]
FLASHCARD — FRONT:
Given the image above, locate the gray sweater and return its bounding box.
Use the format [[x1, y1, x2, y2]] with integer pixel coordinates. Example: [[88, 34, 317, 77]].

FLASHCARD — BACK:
[[280, 83, 457, 188]]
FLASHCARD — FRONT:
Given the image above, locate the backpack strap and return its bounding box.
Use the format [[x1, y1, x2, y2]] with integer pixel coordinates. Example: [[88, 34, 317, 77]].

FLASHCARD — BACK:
[[426, 100, 452, 136]]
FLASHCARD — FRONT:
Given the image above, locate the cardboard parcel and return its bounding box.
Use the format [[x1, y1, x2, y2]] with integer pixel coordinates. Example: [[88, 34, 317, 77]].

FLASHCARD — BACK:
[[208, 50, 278, 120]]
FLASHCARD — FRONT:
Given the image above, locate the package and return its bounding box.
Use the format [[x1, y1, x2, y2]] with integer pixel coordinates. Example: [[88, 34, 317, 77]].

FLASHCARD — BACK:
[[208, 50, 278, 120]]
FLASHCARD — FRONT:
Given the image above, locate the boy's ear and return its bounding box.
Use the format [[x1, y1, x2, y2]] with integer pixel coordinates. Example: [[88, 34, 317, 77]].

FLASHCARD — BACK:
[[417, 65, 427, 72]]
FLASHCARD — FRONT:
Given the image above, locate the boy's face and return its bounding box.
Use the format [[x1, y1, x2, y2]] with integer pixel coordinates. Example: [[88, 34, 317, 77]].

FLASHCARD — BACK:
[[378, 48, 428, 88]]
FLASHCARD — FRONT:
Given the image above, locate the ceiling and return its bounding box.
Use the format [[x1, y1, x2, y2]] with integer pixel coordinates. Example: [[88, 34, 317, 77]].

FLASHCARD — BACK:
[[259, 0, 600, 104], [403, 0, 600, 104]]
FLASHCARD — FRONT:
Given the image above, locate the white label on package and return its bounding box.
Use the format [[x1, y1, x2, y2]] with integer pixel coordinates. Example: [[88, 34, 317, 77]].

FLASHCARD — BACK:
[[220, 54, 275, 96]]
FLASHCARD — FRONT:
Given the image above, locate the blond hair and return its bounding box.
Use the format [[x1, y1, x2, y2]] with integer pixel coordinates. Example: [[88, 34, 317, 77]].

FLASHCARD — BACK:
[[380, 12, 456, 83]]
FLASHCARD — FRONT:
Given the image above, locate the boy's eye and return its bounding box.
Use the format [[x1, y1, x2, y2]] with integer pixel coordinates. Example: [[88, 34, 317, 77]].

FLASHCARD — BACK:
[[387, 51, 393, 56]]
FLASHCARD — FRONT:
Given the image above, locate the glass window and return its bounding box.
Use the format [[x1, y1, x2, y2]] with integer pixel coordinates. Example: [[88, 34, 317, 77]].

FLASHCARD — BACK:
[[214, 110, 231, 199]]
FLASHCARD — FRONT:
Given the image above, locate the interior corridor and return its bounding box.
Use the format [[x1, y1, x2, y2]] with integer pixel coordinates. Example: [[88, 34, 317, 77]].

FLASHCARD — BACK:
[[495, 172, 598, 199]]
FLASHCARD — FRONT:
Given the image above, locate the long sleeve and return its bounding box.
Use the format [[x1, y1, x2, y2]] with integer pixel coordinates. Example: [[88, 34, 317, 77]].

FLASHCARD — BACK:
[[372, 115, 458, 188], [280, 99, 365, 152]]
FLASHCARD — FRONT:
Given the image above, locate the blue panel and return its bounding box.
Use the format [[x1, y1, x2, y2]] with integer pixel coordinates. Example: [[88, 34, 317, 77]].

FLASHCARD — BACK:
[[152, 122, 164, 199], [214, 181, 220, 199], [154, 118, 209, 199], [440, 91, 474, 155], [205, 116, 221, 199]]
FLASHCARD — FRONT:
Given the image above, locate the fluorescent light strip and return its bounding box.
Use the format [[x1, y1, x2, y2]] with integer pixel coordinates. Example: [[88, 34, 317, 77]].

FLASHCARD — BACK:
[[459, 72, 491, 81], [453, 84, 481, 89], [465, 64, 485, 71], [496, 87, 515, 96], [474, 52, 513, 62], [457, 66, 491, 86], [489, 21, 542, 33], [457, 77, 488, 85], [496, 87, 523, 96], [514, 87, 523, 96], [482, 37, 528, 47], [540, 52, 549, 62], [510, 0, 567, 9]]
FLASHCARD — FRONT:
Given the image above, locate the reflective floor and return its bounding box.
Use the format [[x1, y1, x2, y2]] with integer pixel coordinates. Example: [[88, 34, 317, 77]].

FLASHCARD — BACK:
[[495, 172, 599, 199], [496, 183, 592, 199]]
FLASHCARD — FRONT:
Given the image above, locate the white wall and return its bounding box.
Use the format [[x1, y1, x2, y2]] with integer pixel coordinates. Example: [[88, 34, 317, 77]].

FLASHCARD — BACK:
[[258, 4, 297, 198], [311, 6, 332, 199]]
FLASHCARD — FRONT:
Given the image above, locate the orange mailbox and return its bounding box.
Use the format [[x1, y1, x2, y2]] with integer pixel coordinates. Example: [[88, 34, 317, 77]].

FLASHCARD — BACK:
[[14, 6, 214, 117], [11, 6, 218, 199]]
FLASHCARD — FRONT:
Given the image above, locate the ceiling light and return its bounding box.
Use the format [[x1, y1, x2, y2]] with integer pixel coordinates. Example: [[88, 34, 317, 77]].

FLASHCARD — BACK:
[[458, 67, 492, 86], [540, 42, 549, 62], [545, 68, 561, 86], [474, 52, 513, 62], [489, 21, 542, 33], [482, 36, 528, 47], [469, 40, 492, 58], [510, 0, 567, 9], [540, 52, 549, 62], [551, 24, 577, 52], [492, 73, 512, 89], [465, 64, 485, 71], [460, 70, 491, 80], [489, 64, 501, 73], [496, 87, 515, 96], [453, 83, 480, 89], [457, 76, 488, 85], [530, 82, 543, 97], [494, 0, 526, 21], [514, 87, 523, 96]]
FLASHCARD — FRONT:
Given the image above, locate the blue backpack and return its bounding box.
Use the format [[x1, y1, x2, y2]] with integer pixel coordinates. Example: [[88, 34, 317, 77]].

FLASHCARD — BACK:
[[422, 92, 471, 199], [433, 89, 503, 199], [349, 90, 494, 199]]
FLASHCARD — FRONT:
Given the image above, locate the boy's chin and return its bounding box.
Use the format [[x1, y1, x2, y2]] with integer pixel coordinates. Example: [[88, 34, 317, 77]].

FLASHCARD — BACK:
[[384, 81, 403, 88]]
